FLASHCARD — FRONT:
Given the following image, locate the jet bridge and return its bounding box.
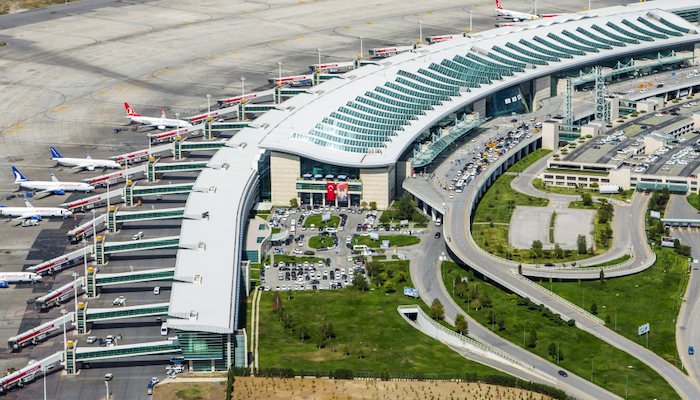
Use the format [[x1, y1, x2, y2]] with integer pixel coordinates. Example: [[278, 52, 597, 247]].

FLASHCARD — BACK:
[[125, 181, 194, 206], [110, 145, 171, 165], [86, 267, 178, 297], [84, 302, 170, 323], [82, 165, 147, 187], [173, 138, 228, 160], [60, 189, 125, 212], [7, 312, 75, 350], [35, 278, 85, 310], [65, 339, 180, 374], [147, 126, 203, 143], [146, 160, 208, 182], [67, 213, 106, 242], [94, 235, 183, 264], [27, 247, 92, 275], [0, 351, 63, 393]]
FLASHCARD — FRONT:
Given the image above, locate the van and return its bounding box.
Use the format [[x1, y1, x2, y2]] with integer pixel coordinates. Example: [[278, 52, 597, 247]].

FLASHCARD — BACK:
[[132, 231, 144, 240], [153, 287, 160, 295], [161, 323, 168, 336]]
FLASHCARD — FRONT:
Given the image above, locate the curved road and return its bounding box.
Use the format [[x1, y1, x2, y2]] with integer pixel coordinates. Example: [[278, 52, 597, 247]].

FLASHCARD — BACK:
[[436, 146, 700, 399], [411, 234, 622, 400]]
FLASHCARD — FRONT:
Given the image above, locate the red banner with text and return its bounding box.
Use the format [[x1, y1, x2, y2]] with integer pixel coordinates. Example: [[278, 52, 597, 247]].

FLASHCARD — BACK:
[[326, 182, 336, 202]]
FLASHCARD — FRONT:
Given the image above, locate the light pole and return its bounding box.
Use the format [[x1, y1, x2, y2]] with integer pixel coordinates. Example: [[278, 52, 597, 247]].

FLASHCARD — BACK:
[[277, 62, 283, 81], [175, 113, 180, 130], [60, 309, 68, 355], [468, 11, 473, 33], [43, 367, 47, 400], [91, 209, 97, 262], [240, 77, 246, 97], [206, 94, 211, 114], [534, 0, 538, 16], [71, 272, 79, 316], [588, 0, 591, 11], [418, 21, 423, 43], [83, 238, 88, 292], [105, 379, 110, 399], [316, 48, 322, 66], [358, 36, 364, 58]]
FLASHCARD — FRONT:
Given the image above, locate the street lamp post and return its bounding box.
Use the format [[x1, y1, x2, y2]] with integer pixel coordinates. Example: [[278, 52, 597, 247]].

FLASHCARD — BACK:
[[60, 309, 68, 355], [468, 11, 473, 33], [241, 77, 246, 97], [91, 209, 97, 262], [71, 272, 79, 317], [358, 36, 364, 58], [418, 21, 423, 43], [277, 62, 283, 81], [206, 94, 211, 114], [316, 48, 322, 66], [43, 367, 47, 400], [105, 379, 110, 399]]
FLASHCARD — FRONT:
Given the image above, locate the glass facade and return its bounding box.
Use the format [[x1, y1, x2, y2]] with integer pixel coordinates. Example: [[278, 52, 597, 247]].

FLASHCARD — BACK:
[[485, 82, 532, 117], [178, 331, 226, 360], [258, 150, 271, 201], [300, 156, 360, 180]]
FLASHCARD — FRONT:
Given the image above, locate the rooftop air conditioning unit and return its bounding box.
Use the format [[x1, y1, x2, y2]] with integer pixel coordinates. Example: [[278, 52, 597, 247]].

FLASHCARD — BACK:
[[189, 310, 198, 321]]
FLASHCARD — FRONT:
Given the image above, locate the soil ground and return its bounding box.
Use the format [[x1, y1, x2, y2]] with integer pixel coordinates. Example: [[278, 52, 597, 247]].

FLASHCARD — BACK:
[[223, 377, 553, 400], [153, 381, 226, 400]]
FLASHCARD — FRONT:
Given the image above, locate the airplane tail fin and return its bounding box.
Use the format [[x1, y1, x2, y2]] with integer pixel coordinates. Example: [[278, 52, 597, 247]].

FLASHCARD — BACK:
[[50, 147, 63, 159], [496, 0, 503, 9], [85, 152, 92, 160], [11, 167, 29, 183], [50, 171, 60, 183], [125, 102, 140, 117], [23, 196, 34, 208], [160, 109, 166, 119]]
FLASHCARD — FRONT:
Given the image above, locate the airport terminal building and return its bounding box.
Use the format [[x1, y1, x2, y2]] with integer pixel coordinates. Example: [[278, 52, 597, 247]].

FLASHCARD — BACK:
[[168, 1, 700, 371]]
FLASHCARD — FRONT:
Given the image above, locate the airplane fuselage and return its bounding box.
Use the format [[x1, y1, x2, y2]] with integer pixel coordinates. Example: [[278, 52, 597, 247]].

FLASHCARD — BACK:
[[0, 272, 42, 283], [17, 181, 94, 193], [129, 115, 191, 129], [0, 207, 71, 219], [52, 157, 121, 170]]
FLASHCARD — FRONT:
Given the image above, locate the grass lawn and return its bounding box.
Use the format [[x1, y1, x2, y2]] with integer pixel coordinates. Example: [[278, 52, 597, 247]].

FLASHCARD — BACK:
[[251, 268, 260, 281], [441, 262, 680, 399], [533, 179, 634, 201], [687, 194, 700, 211], [569, 200, 604, 210], [473, 175, 548, 224], [550, 248, 689, 368], [272, 227, 281, 234], [304, 215, 340, 228], [351, 235, 420, 248], [308, 235, 334, 249], [258, 263, 508, 376], [509, 149, 552, 173], [472, 224, 601, 265], [583, 254, 631, 268]]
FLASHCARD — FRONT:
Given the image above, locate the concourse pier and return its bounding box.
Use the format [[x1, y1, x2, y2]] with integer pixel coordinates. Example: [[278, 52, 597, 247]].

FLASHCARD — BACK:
[[94, 235, 185, 265], [66, 339, 181, 374], [85, 267, 184, 297]]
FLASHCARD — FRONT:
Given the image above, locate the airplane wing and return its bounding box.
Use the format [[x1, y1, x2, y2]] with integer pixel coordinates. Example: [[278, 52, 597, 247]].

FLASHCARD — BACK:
[[13, 213, 39, 221], [34, 187, 58, 195]]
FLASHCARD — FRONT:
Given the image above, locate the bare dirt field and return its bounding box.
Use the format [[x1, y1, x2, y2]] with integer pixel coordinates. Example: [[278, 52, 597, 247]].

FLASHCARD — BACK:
[[0, 0, 71, 14], [153, 381, 227, 400], [221, 377, 553, 400]]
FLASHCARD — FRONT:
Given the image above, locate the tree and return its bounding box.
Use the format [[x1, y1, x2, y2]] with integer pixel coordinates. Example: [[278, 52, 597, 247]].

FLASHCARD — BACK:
[[582, 193, 593, 206], [300, 324, 309, 341], [397, 271, 407, 282], [353, 274, 369, 291], [554, 243, 563, 259], [384, 280, 395, 292], [290, 198, 298, 207], [531, 240, 543, 257], [379, 211, 391, 224], [548, 342, 557, 358], [497, 318, 505, 331], [361, 201, 368, 208], [286, 289, 293, 300], [369, 201, 377, 210], [479, 291, 492, 308], [577, 235, 587, 254], [342, 345, 350, 355], [429, 298, 445, 320], [590, 303, 598, 315], [614, 280, 618, 290], [282, 310, 294, 331], [527, 329, 537, 348], [272, 292, 283, 313], [455, 313, 469, 334], [396, 192, 415, 220], [599, 269, 605, 289], [605, 314, 611, 324], [518, 264, 522, 275], [326, 323, 336, 339], [316, 333, 326, 349]]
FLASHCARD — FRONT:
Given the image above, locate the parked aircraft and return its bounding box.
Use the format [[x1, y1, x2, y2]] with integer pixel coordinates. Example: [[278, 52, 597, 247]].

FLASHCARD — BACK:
[[0, 272, 42, 287], [0, 197, 73, 221], [12, 167, 95, 195], [124, 102, 192, 130], [51, 148, 121, 171]]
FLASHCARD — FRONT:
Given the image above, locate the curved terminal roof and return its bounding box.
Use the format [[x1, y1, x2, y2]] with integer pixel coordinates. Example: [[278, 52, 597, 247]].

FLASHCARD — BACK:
[[258, 2, 700, 168], [168, 0, 700, 335]]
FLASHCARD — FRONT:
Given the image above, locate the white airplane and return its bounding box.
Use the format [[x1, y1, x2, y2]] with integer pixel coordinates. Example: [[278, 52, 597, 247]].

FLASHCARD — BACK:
[[12, 167, 95, 195], [51, 147, 121, 171], [124, 102, 192, 130], [0, 272, 42, 287], [494, 0, 559, 21], [0, 197, 73, 221], [495, 0, 538, 21]]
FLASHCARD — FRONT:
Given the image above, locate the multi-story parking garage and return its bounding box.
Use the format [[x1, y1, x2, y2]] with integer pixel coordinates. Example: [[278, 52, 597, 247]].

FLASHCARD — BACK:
[[168, 1, 700, 371]]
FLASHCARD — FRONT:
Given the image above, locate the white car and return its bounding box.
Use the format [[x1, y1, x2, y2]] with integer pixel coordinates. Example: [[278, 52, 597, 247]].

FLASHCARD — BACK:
[[112, 296, 126, 306], [87, 336, 97, 344], [153, 287, 160, 295], [132, 231, 144, 240], [655, 113, 663, 117]]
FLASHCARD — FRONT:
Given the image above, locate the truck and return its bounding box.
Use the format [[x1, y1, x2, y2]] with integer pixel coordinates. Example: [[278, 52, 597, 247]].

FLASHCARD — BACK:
[[147, 381, 154, 395]]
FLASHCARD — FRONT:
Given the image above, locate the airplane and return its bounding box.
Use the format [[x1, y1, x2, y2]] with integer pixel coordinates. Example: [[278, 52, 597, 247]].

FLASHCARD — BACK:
[[124, 102, 192, 130], [50, 147, 121, 171], [12, 167, 95, 195], [0, 272, 42, 287], [494, 0, 559, 21], [0, 197, 73, 221]]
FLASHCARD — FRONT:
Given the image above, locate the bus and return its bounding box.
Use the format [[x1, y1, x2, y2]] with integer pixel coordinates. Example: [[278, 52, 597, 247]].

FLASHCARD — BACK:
[[455, 179, 465, 193]]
